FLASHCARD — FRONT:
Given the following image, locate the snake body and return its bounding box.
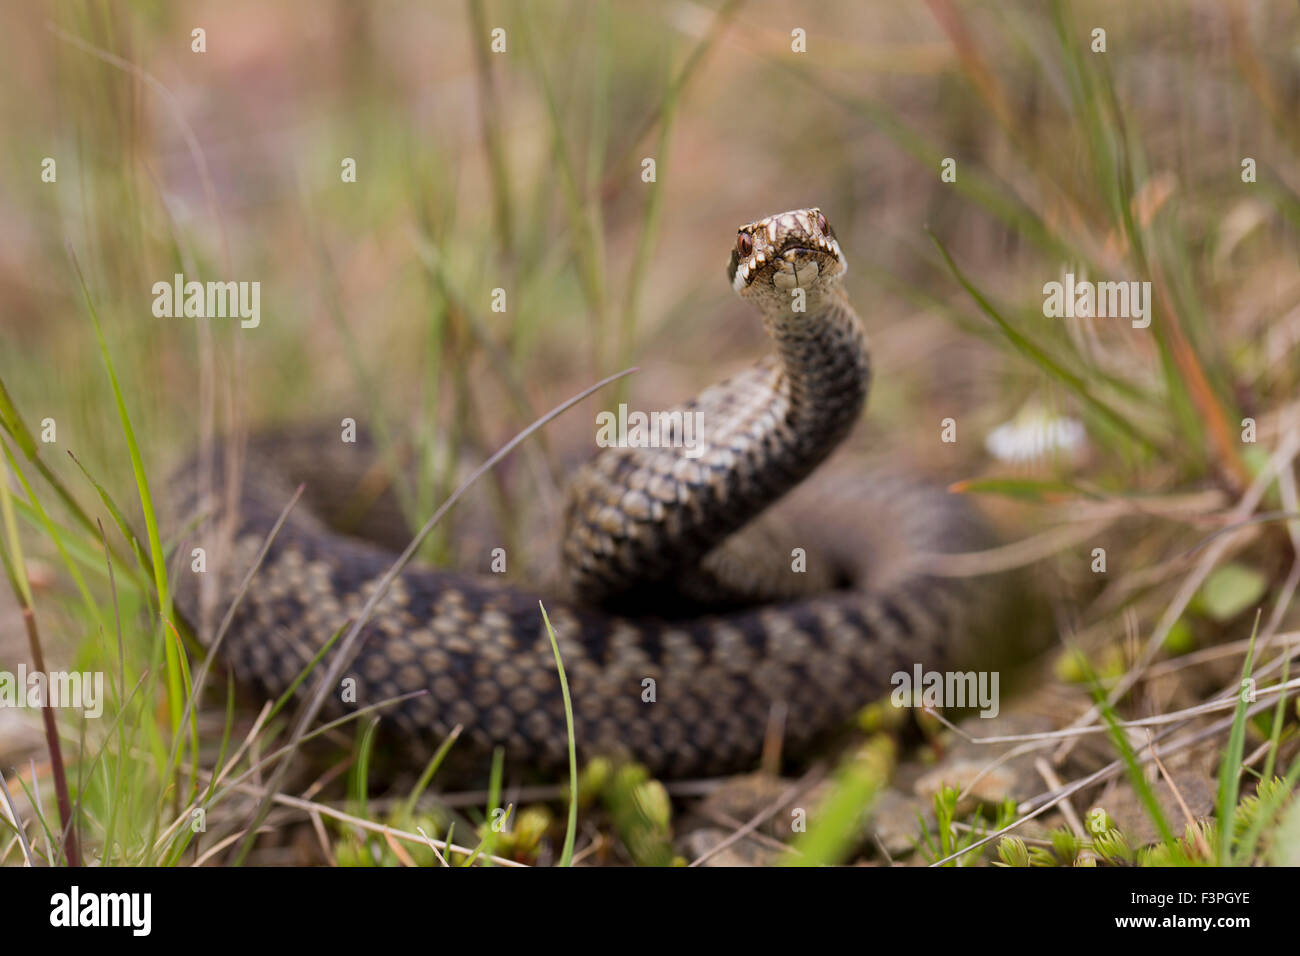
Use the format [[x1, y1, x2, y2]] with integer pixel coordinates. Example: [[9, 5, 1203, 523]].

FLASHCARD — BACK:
[[173, 208, 991, 779]]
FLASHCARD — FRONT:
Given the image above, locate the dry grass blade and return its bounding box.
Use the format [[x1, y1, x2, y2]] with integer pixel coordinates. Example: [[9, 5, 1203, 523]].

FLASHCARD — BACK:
[[1053, 424, 1300, 762], [47, 23, 230, 268], [224, 779, 527, 868], [930, 695, 1283, 866], [0, 774, 35, 866], [925, 676, 1300, 746], [689, 771, 821, 867]]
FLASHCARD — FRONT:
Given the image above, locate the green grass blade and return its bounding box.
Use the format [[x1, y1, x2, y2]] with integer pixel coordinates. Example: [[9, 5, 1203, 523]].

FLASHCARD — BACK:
[[540, 601, 579, 867], [1074, 647, 1179, 852], [401, 725, 463, 820], [929, 229, 1160, 454], [68, 249, 182, 735], [1216, 612, 1259, 864]]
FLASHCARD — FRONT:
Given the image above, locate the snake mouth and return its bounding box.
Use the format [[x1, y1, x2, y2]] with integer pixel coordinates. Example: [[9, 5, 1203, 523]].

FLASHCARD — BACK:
[[769, 246, 839, 290]]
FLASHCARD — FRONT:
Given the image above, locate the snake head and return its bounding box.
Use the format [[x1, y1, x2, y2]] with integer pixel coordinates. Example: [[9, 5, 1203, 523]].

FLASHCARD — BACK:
[[727, 207, 847, 301]]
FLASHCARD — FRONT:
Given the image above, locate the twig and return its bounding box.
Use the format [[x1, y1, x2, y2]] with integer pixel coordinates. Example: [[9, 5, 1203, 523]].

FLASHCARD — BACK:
[[1148, 740, 1210, 859], [1034, 759, 1084, 838]]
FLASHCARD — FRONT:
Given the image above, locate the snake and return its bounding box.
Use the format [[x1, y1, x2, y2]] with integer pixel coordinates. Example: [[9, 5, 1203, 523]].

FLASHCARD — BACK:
[[171, 207, 995, 781]]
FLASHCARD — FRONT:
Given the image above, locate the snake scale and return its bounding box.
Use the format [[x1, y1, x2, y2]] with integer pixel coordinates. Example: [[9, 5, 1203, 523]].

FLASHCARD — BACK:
[[172, 208, 994, 780]]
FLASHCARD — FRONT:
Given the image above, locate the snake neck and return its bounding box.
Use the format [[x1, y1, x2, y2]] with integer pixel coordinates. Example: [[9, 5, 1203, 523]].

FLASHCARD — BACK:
[[761, 284, 871, 460], [560, 282, 873, 608]]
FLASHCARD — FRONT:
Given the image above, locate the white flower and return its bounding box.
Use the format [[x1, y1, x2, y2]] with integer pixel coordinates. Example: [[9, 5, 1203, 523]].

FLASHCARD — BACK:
[[985, 407, 1087, 465]]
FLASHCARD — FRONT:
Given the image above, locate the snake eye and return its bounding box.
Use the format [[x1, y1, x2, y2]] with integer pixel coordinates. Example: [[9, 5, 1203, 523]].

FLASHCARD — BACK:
[[736, 232, 753, 257], [815, 212, 829, 235]]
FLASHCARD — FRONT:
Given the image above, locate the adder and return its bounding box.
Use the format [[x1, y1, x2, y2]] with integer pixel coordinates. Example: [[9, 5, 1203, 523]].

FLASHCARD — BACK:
[[172, 207, 998, 779]]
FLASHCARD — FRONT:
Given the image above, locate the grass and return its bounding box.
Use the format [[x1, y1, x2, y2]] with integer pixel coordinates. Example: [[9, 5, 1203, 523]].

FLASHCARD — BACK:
[[539, 601, 579, 867], [2, 0, 1300, 867]]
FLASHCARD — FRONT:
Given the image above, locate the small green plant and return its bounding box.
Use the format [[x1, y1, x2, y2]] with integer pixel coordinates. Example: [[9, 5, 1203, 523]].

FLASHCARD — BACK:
[[603, 764, 678, 867], [916, 788, 1016, 866]]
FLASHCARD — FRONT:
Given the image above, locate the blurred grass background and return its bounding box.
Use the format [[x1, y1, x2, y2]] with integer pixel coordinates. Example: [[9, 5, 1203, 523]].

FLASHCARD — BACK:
[[1, 0, 1296, 520], [2, 0, 1300, 865]]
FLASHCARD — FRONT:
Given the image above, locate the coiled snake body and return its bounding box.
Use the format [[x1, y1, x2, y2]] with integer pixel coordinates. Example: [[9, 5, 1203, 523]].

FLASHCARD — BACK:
[[173, 208, 991, 779]]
